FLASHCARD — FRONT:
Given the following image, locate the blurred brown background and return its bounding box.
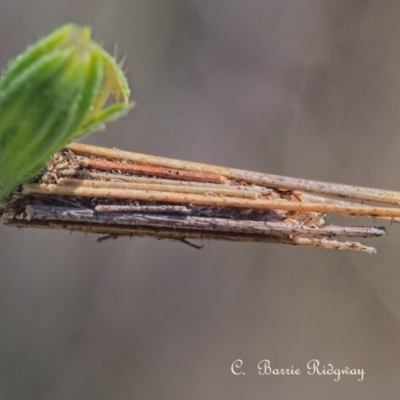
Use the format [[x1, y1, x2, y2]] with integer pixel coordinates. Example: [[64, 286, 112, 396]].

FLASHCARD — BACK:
[[1, 1, 400, 398]]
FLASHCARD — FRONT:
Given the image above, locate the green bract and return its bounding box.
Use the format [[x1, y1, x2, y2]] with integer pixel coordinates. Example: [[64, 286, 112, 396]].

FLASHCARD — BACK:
[[0, 24, 133, 200]]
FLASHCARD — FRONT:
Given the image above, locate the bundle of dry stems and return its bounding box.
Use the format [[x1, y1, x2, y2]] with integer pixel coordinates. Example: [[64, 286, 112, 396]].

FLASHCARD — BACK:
[[3, 142, 400, 253]]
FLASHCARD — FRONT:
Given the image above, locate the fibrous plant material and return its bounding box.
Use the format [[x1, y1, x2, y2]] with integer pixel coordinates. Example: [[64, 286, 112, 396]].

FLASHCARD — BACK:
[[3, 142, 400, 253]]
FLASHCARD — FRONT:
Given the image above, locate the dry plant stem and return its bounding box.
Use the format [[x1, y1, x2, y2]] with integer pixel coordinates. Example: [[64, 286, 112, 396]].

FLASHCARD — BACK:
[[67, 142, 400, 206], [95, 205, 192, 213], [23, 204, 385, 239], [60, 170, 260, 190], [22, 183, 400, 217], [3, 218, 377, 253], [79, 158, 228, 184], [56, 178, 260, 199]]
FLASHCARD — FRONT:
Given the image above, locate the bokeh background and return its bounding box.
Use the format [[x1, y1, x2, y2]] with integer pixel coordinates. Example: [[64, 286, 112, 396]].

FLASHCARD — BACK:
[[1, 1, 400, 398]]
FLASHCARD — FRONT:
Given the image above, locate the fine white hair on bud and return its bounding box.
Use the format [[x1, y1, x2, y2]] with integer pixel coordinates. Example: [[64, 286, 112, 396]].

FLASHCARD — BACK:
[[0, 24, 134, 200]]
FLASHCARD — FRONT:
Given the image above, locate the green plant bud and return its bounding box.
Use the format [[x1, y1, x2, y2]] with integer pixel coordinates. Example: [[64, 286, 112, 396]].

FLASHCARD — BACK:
[[0, 24, 133, 200]]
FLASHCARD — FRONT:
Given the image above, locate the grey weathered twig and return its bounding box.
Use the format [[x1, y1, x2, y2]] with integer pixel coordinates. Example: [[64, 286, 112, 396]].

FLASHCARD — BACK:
[[22, 204, 385, 239]]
